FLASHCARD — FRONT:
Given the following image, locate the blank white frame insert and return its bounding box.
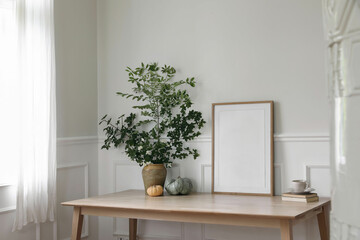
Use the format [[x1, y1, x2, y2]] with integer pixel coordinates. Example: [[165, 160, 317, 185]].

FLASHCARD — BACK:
[[212, 101, 274, 196]]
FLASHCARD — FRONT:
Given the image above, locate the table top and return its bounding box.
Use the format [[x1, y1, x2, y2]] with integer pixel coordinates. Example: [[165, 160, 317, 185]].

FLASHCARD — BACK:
[[62, 190, 330, 219]]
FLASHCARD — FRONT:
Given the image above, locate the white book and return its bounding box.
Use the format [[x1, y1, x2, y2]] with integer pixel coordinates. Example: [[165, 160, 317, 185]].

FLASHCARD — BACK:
[[282, 196, 319, 203]]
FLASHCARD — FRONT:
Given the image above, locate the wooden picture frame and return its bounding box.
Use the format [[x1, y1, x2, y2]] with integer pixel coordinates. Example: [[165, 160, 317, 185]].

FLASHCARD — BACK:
[[212, 101, 274, 196]]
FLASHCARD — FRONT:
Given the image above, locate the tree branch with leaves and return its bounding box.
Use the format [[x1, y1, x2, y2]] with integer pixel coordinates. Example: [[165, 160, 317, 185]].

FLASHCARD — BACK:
[[99, 63, 206, 167]]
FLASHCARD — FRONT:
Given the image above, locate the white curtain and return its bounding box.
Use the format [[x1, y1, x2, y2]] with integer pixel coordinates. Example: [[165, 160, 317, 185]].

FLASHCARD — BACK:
[[13, 0, 57, 231], [322, 0, 360, 239], [0, 0, 18, 184]]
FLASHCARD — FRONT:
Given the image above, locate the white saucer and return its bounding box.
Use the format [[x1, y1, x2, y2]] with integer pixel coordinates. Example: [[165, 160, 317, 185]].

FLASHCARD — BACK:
[[290, 191, 315, 195], [289, 188, 315, 194]]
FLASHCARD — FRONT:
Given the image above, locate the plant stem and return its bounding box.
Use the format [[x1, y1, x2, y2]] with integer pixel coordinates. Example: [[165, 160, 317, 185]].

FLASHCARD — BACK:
[[156, 100, 160, 142]]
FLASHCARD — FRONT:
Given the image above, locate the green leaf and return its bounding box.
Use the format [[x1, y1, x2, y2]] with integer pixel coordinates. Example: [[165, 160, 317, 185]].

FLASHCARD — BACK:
[[99, 62, 206, 166]]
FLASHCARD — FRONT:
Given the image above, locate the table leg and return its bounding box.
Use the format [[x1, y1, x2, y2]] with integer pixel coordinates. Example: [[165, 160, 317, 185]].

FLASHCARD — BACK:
[[129, 218, 137, 240], [280, 219, 293, 240], [317, 206, 329, 240], [71, 207, 83, 240]]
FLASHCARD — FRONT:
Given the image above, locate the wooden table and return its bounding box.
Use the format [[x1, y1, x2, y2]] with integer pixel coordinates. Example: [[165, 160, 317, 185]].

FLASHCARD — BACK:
[[62, 190, 330, 240]]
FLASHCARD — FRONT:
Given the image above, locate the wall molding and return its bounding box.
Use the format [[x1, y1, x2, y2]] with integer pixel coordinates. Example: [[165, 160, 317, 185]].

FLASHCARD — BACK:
[[304, 164, 331, 186], [0, 139, 96, 238], [57, 162, 89, 240], [201, 224, 206, 240], [274, 163, 284, 194], [61, 233, 88, 240], [273, 134, 330, 142], [113, 220, 185, 240], [113, 233, 181, 240], [0, 205, 16, 214], [99, 134, 330, 144], [0, 137, 97, 187], [180, 223, 185, 240], [200, 161, 285, 195], [113, 162, 139, 192], [0, 183, 13, 188], [0, 182, 16, 214], [57, 136, 98, 146], [200, 164, 212, 192]]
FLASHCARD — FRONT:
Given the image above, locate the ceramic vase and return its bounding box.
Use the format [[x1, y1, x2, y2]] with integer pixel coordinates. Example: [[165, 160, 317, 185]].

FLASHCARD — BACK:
[[142, 164, 167, 195]]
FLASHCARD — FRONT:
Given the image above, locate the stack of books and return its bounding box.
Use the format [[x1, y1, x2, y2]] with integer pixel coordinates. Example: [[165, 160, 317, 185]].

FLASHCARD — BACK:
[[281, 192, 319, 202]]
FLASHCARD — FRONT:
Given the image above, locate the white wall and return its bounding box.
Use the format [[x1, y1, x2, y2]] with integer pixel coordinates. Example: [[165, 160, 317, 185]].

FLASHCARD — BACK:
[[0, 0, 330, 239], [97, 0, 329, 135], [97, 0, 330, 240], [56, 0, 98, 138], [0, 0, 99, 239], [55, 0, 99, 239]]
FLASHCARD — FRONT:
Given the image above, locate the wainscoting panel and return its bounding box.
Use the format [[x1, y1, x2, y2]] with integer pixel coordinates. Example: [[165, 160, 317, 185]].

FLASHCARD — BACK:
[[0, 136, 98, 240], [304, 164, 331, 197], [57, 162, 89, 240], [0, 185, 16, 214], [98, 134, 330, 240], [56, 137, 99, 240], [274, 163, 284, 196], [200, 164, 212, 193]]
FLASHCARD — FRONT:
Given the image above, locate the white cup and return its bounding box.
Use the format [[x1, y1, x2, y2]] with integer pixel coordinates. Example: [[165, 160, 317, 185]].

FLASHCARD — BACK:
[[291, 180, 308, 193]]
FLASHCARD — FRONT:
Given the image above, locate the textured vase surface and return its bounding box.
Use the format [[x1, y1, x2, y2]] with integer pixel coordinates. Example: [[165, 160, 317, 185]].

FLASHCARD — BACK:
[[142, 164, 167, 195]]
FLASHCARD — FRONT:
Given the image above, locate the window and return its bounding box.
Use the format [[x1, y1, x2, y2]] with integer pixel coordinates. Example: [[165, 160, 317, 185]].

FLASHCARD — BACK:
[[1, 0, 57, 228], [0, 0, 19, 185]]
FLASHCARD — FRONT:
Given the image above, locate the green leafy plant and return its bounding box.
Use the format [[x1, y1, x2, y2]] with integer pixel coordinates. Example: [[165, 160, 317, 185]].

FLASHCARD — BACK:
[[99, 63, 206, 167]]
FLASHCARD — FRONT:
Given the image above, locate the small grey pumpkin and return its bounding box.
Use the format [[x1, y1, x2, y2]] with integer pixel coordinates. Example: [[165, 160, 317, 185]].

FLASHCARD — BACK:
[[165, 177, 193, 195]]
